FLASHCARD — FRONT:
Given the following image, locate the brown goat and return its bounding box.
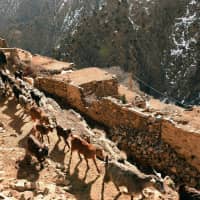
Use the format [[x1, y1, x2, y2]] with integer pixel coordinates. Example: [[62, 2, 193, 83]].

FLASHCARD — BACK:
[[36, 123, 54, 144], [29, 106, 50, 125], [70, 134, 100, 173], [29, 106, 42, 122]]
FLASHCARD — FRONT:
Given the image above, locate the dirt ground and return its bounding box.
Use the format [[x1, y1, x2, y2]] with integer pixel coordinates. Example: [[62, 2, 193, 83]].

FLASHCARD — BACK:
[[0, 95, 178, 200], [32, 55, 73, 71]]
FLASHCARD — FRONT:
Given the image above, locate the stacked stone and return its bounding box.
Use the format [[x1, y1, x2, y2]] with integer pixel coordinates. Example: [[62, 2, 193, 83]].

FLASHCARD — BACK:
[[109, 126, 200, 188]]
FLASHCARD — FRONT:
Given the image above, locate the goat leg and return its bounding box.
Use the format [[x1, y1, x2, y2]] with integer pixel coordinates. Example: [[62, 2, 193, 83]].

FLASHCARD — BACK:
[[101, 178, 105, 200], [131, 195, 134, 200], [63, 140, 70, 151], [39, 162, 44, 170], [68, 150, 73, 171], [113, 182, 121, 193], [40, 135, 44, 143], [78, 152, 82, 161], [47, 135, 50, 144], [63, 144, 67, 151], [113, 192, 122, 200], [85, 158, 90, 170], [93, 157, 100, 174], [65, 140, 70, 149]]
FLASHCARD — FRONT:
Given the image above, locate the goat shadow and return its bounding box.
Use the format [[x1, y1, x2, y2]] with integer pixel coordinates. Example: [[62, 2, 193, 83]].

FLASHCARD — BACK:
[[49, 140, 67, 166], [67, 162, 100, 200], [1, 97, 28, 135], [16, 155, 40, 182]]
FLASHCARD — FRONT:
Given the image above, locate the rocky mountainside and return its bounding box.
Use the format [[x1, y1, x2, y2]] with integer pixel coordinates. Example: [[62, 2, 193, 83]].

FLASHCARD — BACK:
[[0, 0, 199, 105]]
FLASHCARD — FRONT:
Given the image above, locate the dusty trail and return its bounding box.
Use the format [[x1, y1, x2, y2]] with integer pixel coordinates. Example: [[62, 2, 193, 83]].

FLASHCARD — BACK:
[[0, 95, 178, 200]]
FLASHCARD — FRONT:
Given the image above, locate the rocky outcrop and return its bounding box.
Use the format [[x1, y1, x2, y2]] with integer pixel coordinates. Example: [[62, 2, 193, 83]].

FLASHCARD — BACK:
[[162, 0, 200, 105]]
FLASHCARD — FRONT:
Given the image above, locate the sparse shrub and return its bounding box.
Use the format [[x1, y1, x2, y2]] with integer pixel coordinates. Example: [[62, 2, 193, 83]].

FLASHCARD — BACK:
[[120, 94, 127, 104]]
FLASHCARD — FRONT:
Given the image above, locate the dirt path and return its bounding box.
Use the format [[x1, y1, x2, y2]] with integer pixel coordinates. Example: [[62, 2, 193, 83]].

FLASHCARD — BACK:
[[0, 96, 178, 200]]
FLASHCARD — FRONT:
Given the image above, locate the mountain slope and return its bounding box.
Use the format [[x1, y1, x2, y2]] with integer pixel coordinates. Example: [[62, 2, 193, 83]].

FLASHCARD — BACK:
[[0, 0, 199, 105]]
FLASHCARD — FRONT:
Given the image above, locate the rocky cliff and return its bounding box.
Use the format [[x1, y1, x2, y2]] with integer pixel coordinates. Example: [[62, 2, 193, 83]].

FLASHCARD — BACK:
[[0, 0, 199, 104]]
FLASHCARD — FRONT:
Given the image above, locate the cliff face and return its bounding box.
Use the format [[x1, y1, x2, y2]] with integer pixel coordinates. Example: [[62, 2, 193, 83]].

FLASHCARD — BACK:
[[0, 0, 103, 54], [58, 0, 200, 105], [162, 0, 200, 105], [0, 0, 62, 54], [0, 0, 199, 105]]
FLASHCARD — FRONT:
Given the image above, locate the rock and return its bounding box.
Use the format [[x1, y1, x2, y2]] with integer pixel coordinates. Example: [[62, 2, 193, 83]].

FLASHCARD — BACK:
[[10, 180, 36, 192], [10, 133, 17, 137], [55, 175, 70, 186], [0, 177, 5, 182], [0, 127, 5, 133], [56, 163, 65, 171], [62, 185, 72, 192], [10, 180, 27, 192], [0, 170, 5, 175], [46, 184, 56, 194], [19, 191, 34, 200], [2, 190, 12, 197], [35, 182, 56, 195], [0, 185, 4, 192], [0, 192, 14, 200], [33, 194, 44, 200]]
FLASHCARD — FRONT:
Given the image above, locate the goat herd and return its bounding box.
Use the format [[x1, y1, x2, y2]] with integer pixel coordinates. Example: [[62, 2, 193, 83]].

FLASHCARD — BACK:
[[0, 66, 199, 200]]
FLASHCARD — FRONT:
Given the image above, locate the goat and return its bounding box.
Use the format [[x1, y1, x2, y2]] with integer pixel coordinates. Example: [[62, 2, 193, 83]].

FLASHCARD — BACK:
[[30, 89, 42, 107], [102, 157, 165, 200], [70, 134, 100, 173], [35, 123, 54, 144], [0, 51, 7, 69], [18, 94, 33, 111], [30, 106, 51, 126], [14, 70, 23, 80], [55, 125, 71, 150], [6, 74, 15, 86], [0, 77, 6, 97], [179, 184, 200, 200], [0, 70, 8, 86], [23, 76, 34, 86], [12, 84, 23, 100], [29, 106, 43, 122], [26, 134, 48, 169]]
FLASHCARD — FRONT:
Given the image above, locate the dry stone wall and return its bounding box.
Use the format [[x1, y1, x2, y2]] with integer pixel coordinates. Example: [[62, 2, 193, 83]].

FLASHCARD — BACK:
[[36, 75, 200, 188], [162, 120, 200, 172], [81, 79, 118, 98], [36, 77, 85, 110]]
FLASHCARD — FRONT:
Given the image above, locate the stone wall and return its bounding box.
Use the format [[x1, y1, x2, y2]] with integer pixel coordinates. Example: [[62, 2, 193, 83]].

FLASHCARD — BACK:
[[35, 75, 200, 188], [81, 79, 118, 98], [162, 120, 200, 172], [36, 77, 85, 110]]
